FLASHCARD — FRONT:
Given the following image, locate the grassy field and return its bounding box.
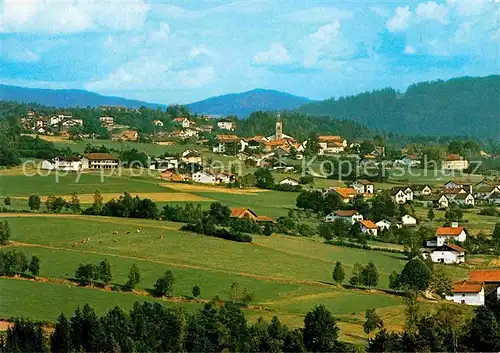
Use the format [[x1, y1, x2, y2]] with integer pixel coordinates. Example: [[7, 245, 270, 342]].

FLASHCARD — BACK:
[[0, 210, 478, 344]]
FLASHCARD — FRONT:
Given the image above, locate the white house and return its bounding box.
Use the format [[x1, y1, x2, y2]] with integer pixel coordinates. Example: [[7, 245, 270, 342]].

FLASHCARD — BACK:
[[426, 194, 450, 209], [454, 193, 475, 206], [172, 117, 192, 128], [81, 153, 119, 169], [395, 155, 421, 168], [149, 157, 179, 170], [401, 214, 417, 227], [213, 135, 245, 154], [41, 156, 83, 171], [215, 172, 234, 184], [360, 220, 378, 236], [391, 187, 412, 204], [100, 116, 114, 128], [217, 120, 236, 131], [192, 171, 216, 184], [442, 154, 469, 170], [376, 219, 392, 230], [351, 179, 374, 194], [435, 224, 467, 246], [412, 184, 432, 197], [429, 243, 466, 264], [279, 177, 300, 187], [62, 118, 83, 127], [324, 210, 364, 224], [49, 115, 64, 126], [152, 119, 164, 127], [317, 136, 347, 155], [446, 282, 485, 306]]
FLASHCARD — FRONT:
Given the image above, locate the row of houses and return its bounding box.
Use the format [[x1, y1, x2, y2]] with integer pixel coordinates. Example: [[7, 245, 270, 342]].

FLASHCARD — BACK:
[[21, 112, 84, 134]]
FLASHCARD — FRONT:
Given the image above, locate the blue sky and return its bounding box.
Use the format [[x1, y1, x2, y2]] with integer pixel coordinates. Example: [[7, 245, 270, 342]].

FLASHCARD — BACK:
[[1, 0, 498, 104]]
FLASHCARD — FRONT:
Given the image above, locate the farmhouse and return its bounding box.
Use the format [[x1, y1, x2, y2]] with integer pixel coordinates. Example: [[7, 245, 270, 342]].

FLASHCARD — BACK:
[[435, 225, 467, 246], [113, 130, 138, 141], [442, 154, 469, 170], [400, 214, 417, 227], [423, 193, 450, 209], [351, 179, 374, 194], [172, 117, 192, 128], [81, 153, 119, 169], [360, 220, 378, 236], [376, 219, 392, 230], [317, 136, 347, 155], [395, 155, 421, 168], [391, 187, 413, 204], [468, 270, 500, 301], [99, 116, 114, 128], [192, 171, 216, 184], [454, 192, 475, 206], [330, 187, 357, 203], [215, 172, 235, 184], [161, 170, 189, 182], [149, 157, 179, 170], [230, 208, 258, 221], [446, 282, 485, 305], [61, 118, 83, 127], [411, 184, 432, 197], [213, 134, 245, 154], [324, 210, 364, 224], [181, 150, 202, 164], [475, 185, 500, 200], [217, 120, 236, 131], [41, 156, 83, 171], [279, 177, 300, 186], [429, 243, 466, 264]]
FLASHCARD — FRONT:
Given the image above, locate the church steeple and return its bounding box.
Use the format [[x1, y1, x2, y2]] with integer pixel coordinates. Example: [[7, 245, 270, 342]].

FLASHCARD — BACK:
[[275, 113, 283, 140]]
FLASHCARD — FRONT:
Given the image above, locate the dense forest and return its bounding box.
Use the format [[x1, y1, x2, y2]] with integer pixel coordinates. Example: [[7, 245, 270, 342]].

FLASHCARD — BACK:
[[236, 111, 373, 141], [298, 76, 500, 139]]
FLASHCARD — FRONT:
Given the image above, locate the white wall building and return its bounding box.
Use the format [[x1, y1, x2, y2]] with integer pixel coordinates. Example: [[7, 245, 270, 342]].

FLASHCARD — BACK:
[[436, 225, 467, 246], [279, 177, 299, 186], [41, 156, 83, 171], [324, 210, 364, 224], [446, 282, 485, 306], [192, 171, 216, 184], [429, 243, 466, 264]]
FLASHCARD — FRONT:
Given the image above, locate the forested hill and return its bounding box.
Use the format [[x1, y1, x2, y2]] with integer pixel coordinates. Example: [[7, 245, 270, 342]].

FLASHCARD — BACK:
[[298, 76, 500, 139], [236, 111, 372, 141], [0, 85, 165, 109], [188, 89, 311, 117]]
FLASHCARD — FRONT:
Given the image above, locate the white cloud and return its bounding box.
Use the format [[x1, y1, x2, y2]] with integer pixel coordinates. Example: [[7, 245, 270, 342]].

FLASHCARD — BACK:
[[1, 0, 148, 34], [447, 0, 492, 17], [152, 4, 204, 19], [450, 21, 473, 43], [404, 45, 417, 54], [416, 1, 449, 24], [302, 21, 355, 67], [2, 39, 41, 62], [386, 6, 412, 32], [371, 6, 391, 17], [189, 45, 215, 58], [211, 1, 268, 14], [253, 43, 292, 66], [282, 7, 352, 23]]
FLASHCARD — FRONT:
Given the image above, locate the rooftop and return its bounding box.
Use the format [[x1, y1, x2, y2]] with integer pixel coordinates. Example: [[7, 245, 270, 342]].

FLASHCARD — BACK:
[[435, 226, 465, 236], [469, 269, 500, 283], [452, 281, 483, 293]]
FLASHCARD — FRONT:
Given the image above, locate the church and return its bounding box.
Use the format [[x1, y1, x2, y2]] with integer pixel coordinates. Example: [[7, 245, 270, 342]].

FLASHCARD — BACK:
[[266, 114, 296, 142]]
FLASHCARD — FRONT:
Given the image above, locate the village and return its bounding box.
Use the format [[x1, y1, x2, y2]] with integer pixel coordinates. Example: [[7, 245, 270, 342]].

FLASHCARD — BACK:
[[15, 107, 500, 309]]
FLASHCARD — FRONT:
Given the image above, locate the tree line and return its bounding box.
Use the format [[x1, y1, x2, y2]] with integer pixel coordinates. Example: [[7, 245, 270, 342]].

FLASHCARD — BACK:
[[2, 302, 357, 353]]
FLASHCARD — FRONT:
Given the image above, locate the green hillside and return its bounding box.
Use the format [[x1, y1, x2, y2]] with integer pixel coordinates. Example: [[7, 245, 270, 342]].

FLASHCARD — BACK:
[[298, 76, 500, 139]]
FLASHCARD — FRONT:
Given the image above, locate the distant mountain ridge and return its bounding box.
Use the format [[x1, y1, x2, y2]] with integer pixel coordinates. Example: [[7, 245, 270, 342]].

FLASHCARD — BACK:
[[0, 85, 166, 109], [187, 88, 312, 117], [298, 75, 500, 139]]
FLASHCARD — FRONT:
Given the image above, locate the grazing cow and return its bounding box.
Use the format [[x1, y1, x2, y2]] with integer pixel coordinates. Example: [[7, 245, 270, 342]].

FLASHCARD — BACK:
[[112, 231, 118, 235], [159, 235, 164, 240], [136, 228, 141, 233], [126, 231, 131, 235], [81, 238, 85, 243], [72, 242, 78, 248], [113, 239, 118, 243]]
